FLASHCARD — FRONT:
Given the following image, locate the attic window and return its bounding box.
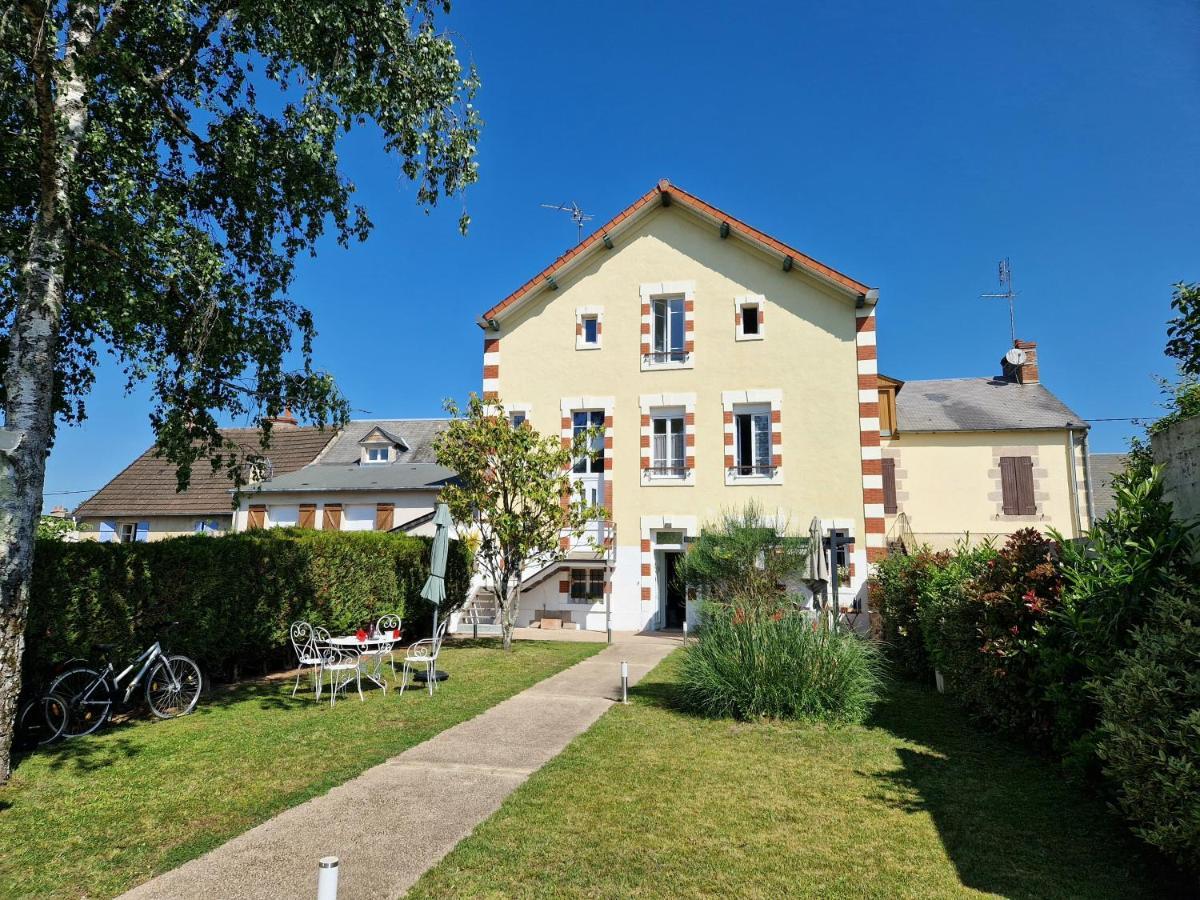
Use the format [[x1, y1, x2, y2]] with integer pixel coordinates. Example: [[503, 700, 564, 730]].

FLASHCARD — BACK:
[[365, 446, 390, 463]]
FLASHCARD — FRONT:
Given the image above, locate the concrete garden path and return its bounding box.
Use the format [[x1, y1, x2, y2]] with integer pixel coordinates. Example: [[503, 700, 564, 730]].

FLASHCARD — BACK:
[[121, 633, 679, 900]]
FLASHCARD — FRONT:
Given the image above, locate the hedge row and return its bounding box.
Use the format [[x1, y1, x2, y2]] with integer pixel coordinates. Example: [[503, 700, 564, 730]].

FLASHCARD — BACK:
[[25, 528, 471, 688], [873, 467, 1200, 872]]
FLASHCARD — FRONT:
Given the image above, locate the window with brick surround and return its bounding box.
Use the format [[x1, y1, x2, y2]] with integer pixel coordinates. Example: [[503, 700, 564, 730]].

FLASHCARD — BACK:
[[734, 406, 773, 476], [735, 294, 766, 341], [569, 568, 605, 603], [651, 297, 686, 362], [651, 413, 686, 477], [575, 306, 603, 350], [572, 410, 605, 474]]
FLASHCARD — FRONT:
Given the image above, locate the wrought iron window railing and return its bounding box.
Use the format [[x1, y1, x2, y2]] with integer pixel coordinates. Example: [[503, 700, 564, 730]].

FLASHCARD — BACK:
[[728, 463, 777, 477], [644, 465, 690, 478], [642, 349, 690, 364]]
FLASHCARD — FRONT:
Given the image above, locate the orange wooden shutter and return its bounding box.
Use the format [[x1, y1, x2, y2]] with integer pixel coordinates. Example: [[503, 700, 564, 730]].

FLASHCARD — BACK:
[[375, 503, 394, 531], [298, 504, 316, 529], [247, 505, 266, 530], [322, 504, 342, 531], [881, 458, 898, 515]]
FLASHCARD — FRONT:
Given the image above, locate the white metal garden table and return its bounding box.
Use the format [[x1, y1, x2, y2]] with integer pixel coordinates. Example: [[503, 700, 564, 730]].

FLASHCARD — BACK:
[[326, 633, 399, 691]]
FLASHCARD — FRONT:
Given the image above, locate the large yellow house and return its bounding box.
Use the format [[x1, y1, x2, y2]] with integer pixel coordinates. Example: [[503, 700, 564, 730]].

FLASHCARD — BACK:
[[471, 180, 883, 632]]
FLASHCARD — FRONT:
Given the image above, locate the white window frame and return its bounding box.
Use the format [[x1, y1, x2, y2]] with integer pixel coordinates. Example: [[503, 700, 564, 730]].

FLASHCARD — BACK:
[[735, 294, 766, 341], [363, 444, 391, 464], [639, 393, 696, 486], [640, 282, 695, 370], [571, 409, 605, 475], [722, 390, 784, 485], [575, 306, 604, 350], [650, 410, 687, 479], [119, 522, 138, 543]]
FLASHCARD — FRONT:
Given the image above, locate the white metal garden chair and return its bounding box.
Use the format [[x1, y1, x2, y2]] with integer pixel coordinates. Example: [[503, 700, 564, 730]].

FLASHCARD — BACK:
[[314, 626, 364, 706], [371, 614, 403, 682], [289, 621, 323, 700], [399, 616, 449, 697]]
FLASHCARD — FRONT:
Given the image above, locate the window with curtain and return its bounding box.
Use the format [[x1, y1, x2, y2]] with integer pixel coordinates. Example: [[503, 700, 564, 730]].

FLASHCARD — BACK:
[[569, 568, 605, 603], [651, 414, 686, 475]]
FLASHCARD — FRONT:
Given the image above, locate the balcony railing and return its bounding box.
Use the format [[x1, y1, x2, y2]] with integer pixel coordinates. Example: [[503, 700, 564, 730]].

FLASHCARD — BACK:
[[644, 465, 689, 478]]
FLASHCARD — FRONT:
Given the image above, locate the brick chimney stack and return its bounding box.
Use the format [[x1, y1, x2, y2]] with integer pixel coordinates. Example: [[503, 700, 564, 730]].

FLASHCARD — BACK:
[[268, 407, 299, 428], [1001, 340, 1039, 384]]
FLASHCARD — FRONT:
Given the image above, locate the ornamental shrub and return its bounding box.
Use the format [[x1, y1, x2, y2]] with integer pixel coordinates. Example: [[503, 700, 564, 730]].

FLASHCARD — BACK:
[[871, 550, 936, 678], [1096, 575, 1200, 872], [677, 602, 883, 723], [915, 540, 997, 688], [953, 528, 1062, 739], [23, 529, 471, 689], [1043, 467, 1198, 775]]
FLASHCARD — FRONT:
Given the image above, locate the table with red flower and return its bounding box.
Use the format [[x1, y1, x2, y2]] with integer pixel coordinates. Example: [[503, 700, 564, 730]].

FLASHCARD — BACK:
[[326, 632, 401, 691]]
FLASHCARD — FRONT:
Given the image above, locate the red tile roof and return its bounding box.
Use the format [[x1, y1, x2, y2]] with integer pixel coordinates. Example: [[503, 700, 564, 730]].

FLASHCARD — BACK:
[[74, 427, 335, 518], [480, 179, 873, 323]]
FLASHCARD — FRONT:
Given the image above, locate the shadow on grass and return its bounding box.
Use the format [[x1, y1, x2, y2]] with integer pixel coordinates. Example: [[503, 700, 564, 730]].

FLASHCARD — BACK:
[[865, 681, 1176, 899]]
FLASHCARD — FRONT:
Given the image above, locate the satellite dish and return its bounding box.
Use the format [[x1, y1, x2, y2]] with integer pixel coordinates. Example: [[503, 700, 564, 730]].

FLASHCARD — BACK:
[[1005, 348, 1027, 366]]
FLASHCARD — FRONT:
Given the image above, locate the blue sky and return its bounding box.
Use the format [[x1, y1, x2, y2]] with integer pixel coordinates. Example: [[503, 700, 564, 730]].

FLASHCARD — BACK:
[[45, 0, 1200, 508]]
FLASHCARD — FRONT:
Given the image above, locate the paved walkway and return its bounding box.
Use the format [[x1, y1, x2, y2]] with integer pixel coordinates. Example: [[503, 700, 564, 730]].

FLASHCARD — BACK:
[[122, 633, 679, 900]]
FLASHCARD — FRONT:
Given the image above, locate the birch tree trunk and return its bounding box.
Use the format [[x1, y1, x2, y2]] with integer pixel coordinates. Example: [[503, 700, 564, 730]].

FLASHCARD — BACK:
[[501, 571, 524, 653], [0, 3, 97, 781]]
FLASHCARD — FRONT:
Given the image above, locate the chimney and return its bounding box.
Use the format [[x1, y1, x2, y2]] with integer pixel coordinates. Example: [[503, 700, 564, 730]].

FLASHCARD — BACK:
[[1001, 340, 1039, 385], [49, 505, 69, 518], [268, 407, 299, 428]]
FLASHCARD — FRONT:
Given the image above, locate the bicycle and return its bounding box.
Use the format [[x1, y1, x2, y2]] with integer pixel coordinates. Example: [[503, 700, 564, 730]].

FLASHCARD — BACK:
[[12, 691, 69, 751], [49, 637, 202, 738]]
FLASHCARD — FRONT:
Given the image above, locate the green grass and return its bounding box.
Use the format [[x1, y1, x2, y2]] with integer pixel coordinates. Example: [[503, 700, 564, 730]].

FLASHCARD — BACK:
[[0, 639, 600, 900], [410, 652, 1176, 900]]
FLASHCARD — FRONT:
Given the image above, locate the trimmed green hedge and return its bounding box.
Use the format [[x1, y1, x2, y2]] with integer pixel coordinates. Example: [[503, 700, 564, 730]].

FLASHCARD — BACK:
[[24, 529, 471, 688]]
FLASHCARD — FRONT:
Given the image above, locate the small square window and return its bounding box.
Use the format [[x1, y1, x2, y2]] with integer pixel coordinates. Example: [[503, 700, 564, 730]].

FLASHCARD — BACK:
[[510, 411, 526, 428], [583, 316, 598, 344], [366, 446, 390, 463], [119, 523, 138, 543], [742, 305, 759, 335]]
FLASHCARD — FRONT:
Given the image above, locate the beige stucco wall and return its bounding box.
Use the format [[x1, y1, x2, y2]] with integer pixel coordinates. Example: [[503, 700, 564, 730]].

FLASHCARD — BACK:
[[76, 514, 232, 541], [492, 204, 869, 628], [881, 428, 1091, 551]]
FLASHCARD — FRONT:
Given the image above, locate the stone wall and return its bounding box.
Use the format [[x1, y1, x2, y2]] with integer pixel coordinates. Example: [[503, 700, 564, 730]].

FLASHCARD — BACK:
[[1152, 416, 1200, 526]]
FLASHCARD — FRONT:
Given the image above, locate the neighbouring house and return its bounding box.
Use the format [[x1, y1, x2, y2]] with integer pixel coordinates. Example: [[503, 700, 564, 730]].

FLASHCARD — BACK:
[[462, 179, 883, 634], [878, 341, 1094, 552], [1089, 452, 1128, 520], [232, 419, 455, 536], [75, 417, 335, 541]]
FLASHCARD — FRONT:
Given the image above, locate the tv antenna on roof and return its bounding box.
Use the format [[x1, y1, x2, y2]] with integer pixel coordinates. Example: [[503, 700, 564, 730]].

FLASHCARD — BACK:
[[981, 258, 1019, 343], [541, 201, 593, 243]]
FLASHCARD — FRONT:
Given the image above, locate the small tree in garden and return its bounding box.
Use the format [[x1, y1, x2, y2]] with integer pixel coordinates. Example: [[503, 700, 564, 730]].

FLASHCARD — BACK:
[[434, 396, 604, 652], [675, 502, 809, 611]]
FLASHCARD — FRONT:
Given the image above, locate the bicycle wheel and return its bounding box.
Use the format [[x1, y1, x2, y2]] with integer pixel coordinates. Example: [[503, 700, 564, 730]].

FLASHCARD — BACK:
[[13, 693, 67, 751], [145, 655, 202, 719], [49, 668, 113, 738]]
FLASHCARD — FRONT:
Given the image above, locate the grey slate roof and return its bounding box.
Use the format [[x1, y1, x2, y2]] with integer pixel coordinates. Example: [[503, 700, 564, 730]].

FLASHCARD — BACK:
[[895, 377, 1087, 433], [252, 418, 454, 493], [1090, 453, 1128, 519]]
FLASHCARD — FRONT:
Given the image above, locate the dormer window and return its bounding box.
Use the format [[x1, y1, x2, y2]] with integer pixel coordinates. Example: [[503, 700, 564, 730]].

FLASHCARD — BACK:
[[357, 425, 407, 466]]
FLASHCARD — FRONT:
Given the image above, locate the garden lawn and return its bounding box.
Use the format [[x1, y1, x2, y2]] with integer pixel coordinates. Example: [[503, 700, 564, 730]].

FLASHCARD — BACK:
[[410, 652, 1175, 900], [0, 639, 600, 900]]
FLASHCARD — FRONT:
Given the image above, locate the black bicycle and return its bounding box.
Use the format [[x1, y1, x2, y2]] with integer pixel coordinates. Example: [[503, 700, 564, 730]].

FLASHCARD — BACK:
[[12, 691, 69, 751], [49, 637, 202, 738]]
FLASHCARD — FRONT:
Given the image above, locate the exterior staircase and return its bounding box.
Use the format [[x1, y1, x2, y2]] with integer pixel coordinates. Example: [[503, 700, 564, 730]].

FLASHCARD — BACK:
[[453, 586, 503, 636]]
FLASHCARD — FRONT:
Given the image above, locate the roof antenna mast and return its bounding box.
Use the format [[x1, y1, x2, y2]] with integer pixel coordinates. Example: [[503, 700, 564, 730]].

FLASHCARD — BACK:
[[981, 258, 1018, 344], [540, 201, 594, 243]]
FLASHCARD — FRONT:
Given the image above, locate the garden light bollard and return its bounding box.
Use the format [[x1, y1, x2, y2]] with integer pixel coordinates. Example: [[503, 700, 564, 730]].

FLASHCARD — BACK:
[[621, 660, 629, 704], [682, 620, 688, 641], [317, 856, 339, 900]]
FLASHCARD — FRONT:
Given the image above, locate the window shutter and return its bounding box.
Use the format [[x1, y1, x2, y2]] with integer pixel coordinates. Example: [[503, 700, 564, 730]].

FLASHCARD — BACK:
[[1016, 456, 1037, 515], [247, 505, 266, 530], [882, 458, 898, 515], [322, 504, 342, 531], [298, 504, 316, 529], [375, 503, 394, 531], [99, 520, 116, 542], [135, 521, 150, 542], [999, 457, 1019, 515]]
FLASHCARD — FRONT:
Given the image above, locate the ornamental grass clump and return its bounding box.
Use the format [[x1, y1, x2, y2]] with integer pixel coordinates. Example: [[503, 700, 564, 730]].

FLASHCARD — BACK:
[[677, 603, 883, 723]]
